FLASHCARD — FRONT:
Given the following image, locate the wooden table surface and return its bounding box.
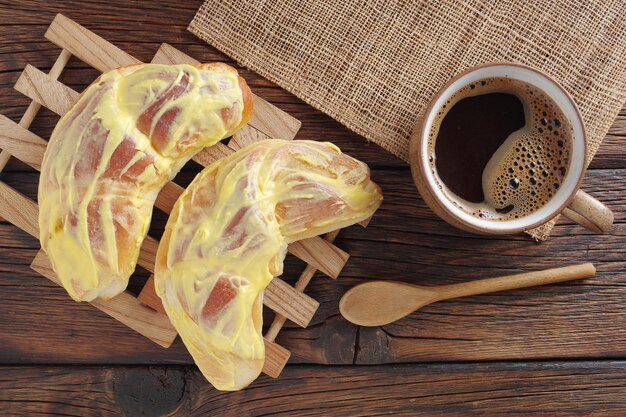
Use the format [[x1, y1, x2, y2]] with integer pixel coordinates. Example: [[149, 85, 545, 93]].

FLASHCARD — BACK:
[[1, 1, 626, 416]]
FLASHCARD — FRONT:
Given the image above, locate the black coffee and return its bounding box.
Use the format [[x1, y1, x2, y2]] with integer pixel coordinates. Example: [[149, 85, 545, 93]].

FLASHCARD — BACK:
[[428, 77, 573, 221]]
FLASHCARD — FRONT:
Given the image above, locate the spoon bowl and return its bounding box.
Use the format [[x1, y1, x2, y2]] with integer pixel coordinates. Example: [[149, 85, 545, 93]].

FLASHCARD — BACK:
[[339, 281, 440, 327]]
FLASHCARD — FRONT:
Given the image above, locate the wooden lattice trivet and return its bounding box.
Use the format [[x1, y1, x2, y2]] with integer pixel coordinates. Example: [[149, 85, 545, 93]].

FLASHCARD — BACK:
[[0, 14, 373, 379]]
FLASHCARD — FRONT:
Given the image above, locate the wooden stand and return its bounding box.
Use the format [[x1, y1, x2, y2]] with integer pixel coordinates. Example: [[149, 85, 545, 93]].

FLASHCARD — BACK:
[[0, 14, 373, 379]]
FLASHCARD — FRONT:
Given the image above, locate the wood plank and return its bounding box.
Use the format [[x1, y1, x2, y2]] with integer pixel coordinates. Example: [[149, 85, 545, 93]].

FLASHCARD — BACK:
[[150, 42, 200, 65], [193, 142, 233, 166], [136, 236, 158, 273], [136, 275, 291, 377], [155, 181, 186, 214], [227, 124, 269, 150], [45, 13, 141, 72], [3, 362, 626, 415], [31, 251, 177, 348], [248, 93, 302, 140], [263, 277, 319, 328], [0, 182, 40, 239], [0, 115, 47, 171], [262, 339, 291, 379], [13, 66, 79, 115], [288, 237, 349, 279], [137, 275, 165, 313], [14, 64, 79, 116]]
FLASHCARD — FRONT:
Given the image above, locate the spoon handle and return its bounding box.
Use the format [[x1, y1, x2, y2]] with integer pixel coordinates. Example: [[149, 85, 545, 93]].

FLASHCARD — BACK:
[[436, 263, 595, 300]]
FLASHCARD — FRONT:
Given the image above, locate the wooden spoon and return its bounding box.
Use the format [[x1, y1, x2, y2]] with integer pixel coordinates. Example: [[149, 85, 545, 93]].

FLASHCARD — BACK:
[[340, 263, 595, 327]]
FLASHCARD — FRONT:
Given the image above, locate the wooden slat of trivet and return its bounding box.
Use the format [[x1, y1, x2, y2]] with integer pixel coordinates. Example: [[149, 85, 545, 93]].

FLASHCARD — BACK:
[[0, 182, 40, 238], [0, 115, 47, 170], [0, 115, 318, 328], [14, 64, 78, 117], [45, 14, 140, 72], [15, 59, 350, 279]]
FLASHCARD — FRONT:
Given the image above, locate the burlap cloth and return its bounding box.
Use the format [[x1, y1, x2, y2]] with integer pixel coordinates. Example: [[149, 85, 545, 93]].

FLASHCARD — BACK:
[[189, 0, 626, 240]]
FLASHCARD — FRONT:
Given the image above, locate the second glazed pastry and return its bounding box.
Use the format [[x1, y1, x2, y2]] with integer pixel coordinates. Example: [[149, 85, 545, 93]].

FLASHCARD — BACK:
[[155, 139, 382, 391]]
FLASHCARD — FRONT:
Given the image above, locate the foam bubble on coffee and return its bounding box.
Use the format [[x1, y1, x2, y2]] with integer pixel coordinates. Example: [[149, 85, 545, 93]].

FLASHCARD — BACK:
[[428, 77, 573, 221]]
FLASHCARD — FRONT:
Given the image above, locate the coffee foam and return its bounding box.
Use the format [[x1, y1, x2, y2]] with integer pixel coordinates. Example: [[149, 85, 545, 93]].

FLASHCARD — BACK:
[[428, 77, 573, 221]]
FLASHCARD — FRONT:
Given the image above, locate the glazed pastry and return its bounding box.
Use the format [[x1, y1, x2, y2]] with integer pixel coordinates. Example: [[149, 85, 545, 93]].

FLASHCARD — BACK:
[[155, 139, 382, 390], [39, 63, 253, 302]]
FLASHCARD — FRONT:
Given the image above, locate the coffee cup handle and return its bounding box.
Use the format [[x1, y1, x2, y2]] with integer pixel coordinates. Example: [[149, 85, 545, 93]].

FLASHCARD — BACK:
[[561, 190, 613, 233]]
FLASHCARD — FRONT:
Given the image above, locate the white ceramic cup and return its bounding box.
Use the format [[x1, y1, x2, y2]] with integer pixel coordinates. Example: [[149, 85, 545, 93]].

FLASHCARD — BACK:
[[409, 63, 613, 235]]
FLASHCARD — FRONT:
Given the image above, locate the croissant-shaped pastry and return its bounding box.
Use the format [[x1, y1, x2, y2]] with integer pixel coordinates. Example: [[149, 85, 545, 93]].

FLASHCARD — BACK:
[[39, 63, 253, 301], [155, 139, 382, 390]]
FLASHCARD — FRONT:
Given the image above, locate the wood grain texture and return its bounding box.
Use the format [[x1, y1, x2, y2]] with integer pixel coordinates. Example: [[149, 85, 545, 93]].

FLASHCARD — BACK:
[[45, 13, 141, 71], [2, 362, 626, 416], [14, 64, 78, 116], [0, 115, 47, 170], [263, 276, 320, 328], [0, 182, 39, 238], [288, 236, 349, 279]]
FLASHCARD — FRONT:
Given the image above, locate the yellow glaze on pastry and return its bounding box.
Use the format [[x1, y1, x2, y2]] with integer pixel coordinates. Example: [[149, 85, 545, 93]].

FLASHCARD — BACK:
[[155, 139, 382, 390], [39, 63, 251, 302]]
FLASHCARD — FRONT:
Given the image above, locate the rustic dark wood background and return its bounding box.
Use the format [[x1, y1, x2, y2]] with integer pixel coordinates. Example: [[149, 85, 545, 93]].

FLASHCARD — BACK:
[[1, 1, 625, 415]]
